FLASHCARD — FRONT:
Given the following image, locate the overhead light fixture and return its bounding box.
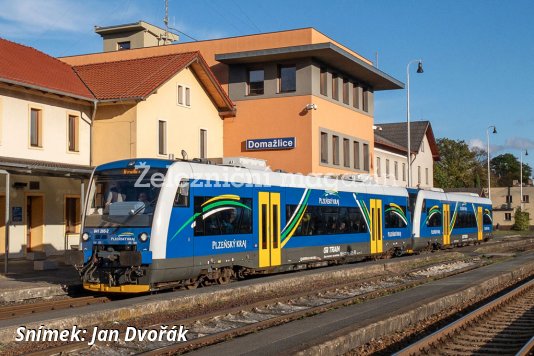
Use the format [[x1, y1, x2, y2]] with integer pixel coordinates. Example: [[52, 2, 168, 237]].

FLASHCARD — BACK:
[[417, 61, 424, 73]]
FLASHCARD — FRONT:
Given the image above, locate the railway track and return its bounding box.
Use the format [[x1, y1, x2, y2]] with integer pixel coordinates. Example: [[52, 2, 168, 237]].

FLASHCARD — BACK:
[[21, 259, 483, 356], [395, 278, 534, 356], [0, 295, 110, 321]]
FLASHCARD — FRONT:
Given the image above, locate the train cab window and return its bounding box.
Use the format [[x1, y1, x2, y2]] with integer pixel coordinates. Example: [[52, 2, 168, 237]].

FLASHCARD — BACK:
[[384, 204, 408, 229], [173, 179, 190, 207], [193, 196, 252, 236]]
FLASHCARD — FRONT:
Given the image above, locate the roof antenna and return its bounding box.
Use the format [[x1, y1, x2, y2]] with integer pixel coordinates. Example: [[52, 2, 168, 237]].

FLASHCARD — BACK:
[[375, 51, 379, 68], [163, 0, 169, 44]]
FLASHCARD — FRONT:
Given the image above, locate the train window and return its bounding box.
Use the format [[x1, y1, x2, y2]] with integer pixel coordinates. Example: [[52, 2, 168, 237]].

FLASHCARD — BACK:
[[454, 211, 477, 228], [173, 179, 190, 207], [384, 204, 408, 229], [286, 205, 367, 236], [408, 193, 417, 217], [193, 196, 253, 236], [261, 205, 267, 249], [483, 212, 492, 225], [425, 205, 442, 227], [272, 205, 279, 248]]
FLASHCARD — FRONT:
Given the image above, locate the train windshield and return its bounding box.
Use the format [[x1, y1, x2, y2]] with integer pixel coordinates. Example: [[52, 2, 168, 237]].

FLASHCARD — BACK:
[[84, 167, 168, 227]]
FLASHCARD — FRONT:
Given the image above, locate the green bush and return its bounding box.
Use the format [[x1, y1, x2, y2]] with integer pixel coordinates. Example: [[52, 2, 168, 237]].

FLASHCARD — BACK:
[[512, 207, 530, 231]]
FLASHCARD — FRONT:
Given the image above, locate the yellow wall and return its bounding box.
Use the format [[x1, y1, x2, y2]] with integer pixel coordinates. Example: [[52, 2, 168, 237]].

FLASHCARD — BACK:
[[92, 68, 223, 165], [92, 104, 136, 166], [136, 67, 223, 160]]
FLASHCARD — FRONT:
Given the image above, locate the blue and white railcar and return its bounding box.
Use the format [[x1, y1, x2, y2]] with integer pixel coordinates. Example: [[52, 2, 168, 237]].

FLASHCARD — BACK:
[[411, 190, 492, 250], [75, 158, 412, 293]]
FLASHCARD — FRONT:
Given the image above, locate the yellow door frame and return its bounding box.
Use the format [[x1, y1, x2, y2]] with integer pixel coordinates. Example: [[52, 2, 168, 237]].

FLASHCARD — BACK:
[[370, 199, 383, 254], [443, 204, 450, 245], [258, 192, 281, 268], [477, 206, 483, 241]]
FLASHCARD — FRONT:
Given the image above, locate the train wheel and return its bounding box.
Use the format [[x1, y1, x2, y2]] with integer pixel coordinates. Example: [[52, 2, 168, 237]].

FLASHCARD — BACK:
[[217, 268, 233, 285], [185, 278, 198, 289], [217, 275, 230, 284]]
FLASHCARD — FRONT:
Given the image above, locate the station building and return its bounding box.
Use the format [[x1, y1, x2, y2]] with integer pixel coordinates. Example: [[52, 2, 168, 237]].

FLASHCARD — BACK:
[[62, 26, 404, 175], [72, 52, 235, 166], [0, 38, 95, 257], [491, 186, 534, 229], [0, 37, 233, 259], [374, 121, 439, 188]]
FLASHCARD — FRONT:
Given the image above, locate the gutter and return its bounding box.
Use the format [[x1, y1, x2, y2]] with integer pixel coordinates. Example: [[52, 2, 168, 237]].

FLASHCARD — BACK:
[[0, 78, 94, 102], [0, 160, 93, 175]]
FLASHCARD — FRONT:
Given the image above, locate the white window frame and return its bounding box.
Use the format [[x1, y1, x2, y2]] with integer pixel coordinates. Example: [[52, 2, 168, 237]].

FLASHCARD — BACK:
[[177, 84, 191, 108]]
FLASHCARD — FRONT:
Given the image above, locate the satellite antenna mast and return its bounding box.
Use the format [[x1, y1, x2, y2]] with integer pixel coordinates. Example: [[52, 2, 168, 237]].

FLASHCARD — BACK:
[[163, 0, 169, 44]]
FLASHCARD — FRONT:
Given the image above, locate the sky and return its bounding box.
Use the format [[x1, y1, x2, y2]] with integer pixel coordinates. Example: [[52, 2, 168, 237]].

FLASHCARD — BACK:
[[1, 0, 533, 172]]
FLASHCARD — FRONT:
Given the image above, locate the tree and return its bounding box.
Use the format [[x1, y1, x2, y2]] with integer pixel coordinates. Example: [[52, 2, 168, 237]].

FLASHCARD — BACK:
[[491, 153, 532, 187], [434, 138, 486, 188], [512, 207, 530, 231]]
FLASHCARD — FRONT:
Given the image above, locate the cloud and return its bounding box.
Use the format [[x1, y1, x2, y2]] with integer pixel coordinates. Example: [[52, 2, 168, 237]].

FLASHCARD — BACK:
[[0, 0, 90, 34], [469, 136, 534, 156], [504, 137, 534, 150], [468, 138, 485, 150], [0, 0, 141, 38], [468, 138, 505, 153]]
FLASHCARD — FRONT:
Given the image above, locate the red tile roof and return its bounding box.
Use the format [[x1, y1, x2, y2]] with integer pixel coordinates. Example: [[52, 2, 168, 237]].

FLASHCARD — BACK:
[[73, 52, 199, 100], [0, 38, 94, 100]]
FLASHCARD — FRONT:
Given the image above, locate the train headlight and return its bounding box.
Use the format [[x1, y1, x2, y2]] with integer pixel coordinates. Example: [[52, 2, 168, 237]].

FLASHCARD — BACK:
[[139, 233, 149, 242], [82, 232, 90, 241]]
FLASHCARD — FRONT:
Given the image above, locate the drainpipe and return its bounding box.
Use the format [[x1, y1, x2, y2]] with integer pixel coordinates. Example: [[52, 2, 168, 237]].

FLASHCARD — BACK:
[[90, 100, 98, 167], [0, 170, 10, 274]]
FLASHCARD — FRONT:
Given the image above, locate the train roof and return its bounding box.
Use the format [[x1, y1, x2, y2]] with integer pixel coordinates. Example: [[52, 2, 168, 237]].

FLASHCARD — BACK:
[[416, 189, 491, 205], [169, 161, 408, 197]]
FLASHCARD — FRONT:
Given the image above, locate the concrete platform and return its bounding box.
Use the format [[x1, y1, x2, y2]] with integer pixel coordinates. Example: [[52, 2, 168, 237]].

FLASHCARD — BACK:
[[0, 256, 81, 303], [187, 251, 534, 356], [0, 252, 463, 344]]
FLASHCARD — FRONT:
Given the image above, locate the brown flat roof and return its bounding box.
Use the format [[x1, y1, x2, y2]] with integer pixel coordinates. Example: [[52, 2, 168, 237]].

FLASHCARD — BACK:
[[215, 43, 404, 91]]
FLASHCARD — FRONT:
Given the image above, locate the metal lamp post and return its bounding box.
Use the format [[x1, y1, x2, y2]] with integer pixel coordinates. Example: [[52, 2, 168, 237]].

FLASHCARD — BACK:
[[520, 149, 528, 210], [406, 59, 424, 187], [486, 126, 497, 200]]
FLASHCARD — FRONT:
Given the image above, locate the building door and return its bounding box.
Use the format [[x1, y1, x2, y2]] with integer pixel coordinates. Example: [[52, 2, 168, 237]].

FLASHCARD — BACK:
[[26, 196, 44, 252], [443, 204, 450, 245], [370, 199, 383, 254], [477, 206, 483, 241], [65, 197, 81, 234], [258, 192, 281, 268], [0, 196, 4, 254]]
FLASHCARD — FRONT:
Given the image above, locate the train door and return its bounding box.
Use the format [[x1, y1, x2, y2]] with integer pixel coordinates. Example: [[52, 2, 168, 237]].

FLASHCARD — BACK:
[[258, 192, 281, 268], [477, 206, 483, 241], [370, 199, 383, 254], [443, 204, 450, 245]]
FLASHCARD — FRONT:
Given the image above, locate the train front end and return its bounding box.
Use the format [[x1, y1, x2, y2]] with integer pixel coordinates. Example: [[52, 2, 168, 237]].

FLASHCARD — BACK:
[[75, 159, 170, 293]]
